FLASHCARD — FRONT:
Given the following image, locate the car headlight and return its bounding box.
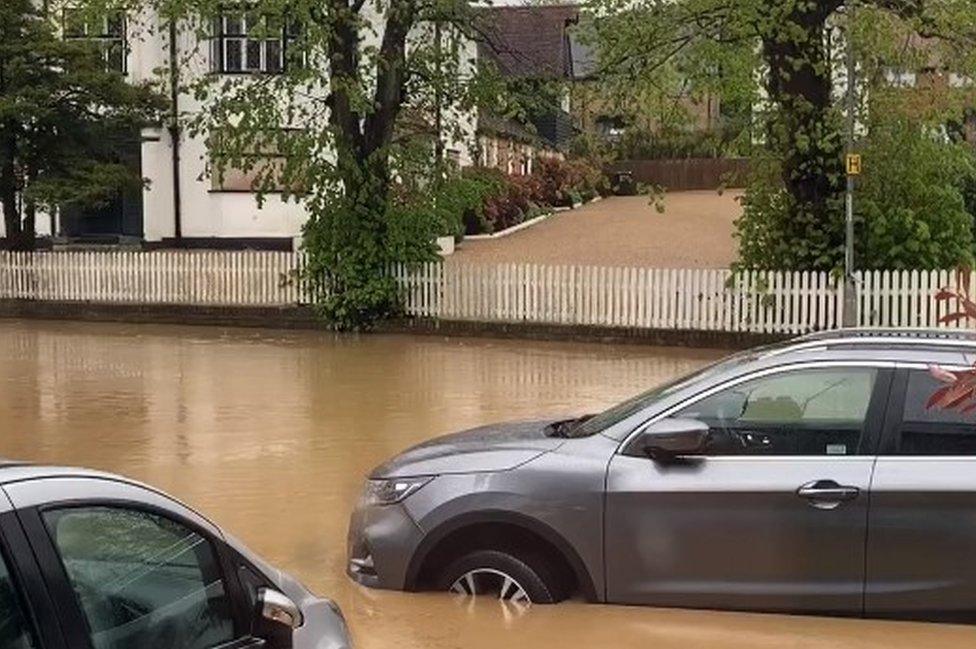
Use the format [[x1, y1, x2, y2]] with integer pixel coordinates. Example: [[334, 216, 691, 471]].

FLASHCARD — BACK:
[[363, 476, 433, 506]]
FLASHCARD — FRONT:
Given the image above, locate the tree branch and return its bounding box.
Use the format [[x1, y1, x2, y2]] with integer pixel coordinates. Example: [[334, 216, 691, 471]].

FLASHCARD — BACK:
[[363, 0, 416, 157]]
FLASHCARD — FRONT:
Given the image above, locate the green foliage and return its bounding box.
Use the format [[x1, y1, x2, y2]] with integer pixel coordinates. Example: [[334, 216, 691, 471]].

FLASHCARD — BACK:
[[736, 118, 976, 272], [857, 119, 975, 270], [584, 0, 976, 272], [396, 161, 504, 240], [439, 168, 505, 237], [573, 4, 759, 160], [605, 126, 749, 161], [90, 0, 567, 328], [0, 0, 164, 250], [734, 158, 835, 271], [456, 158, 607, 235]]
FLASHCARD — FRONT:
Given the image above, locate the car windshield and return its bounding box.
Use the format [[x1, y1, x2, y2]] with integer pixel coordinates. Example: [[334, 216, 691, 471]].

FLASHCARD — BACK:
[[565, 349, 761, 438]]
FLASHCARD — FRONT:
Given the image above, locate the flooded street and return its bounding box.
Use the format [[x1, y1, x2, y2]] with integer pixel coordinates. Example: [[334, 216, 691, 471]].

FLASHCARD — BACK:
[[1, 319, 975, 648]]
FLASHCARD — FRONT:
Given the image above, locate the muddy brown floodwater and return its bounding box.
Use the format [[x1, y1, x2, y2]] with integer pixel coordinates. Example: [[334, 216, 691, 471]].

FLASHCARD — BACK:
[[2, 319, 975, 649]]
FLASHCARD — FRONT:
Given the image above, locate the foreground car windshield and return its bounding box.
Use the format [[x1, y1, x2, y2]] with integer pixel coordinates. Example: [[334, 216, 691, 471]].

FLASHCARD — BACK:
[[567, 350, 759, 438]]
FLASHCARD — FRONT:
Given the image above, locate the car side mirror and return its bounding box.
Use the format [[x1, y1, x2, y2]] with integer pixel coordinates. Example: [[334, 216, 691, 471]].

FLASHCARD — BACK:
[[257, 587, 302, 629], [638, 418, 710, 461]]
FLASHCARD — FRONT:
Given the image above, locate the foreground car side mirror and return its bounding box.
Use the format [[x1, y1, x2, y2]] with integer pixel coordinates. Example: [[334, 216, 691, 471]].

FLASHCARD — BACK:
[[638, 418, 710, 461], [257, 587, 303, 629]]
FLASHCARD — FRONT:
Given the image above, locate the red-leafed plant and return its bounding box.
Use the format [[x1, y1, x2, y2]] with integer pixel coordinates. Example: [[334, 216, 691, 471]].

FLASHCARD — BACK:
[[483, 174, 542, 231], [927, 268, 976, 413]]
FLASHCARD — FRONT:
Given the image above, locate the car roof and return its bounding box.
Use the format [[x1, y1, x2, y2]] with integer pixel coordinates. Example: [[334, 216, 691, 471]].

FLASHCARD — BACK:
[[0, 463, 126, 486], [737, 327, 976, 367], [0, 463, 224, 535]]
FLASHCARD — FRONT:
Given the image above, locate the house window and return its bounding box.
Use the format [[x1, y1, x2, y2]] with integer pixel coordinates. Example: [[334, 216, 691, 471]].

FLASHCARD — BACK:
[[884, 69, 917, 89], [210, 128, 300, 192], [950, 73, 973, 89], [213, 11, 300, 74], [520, 148, 532, 175], [63, 8, 126, 73], [446, 148, 462, 170]]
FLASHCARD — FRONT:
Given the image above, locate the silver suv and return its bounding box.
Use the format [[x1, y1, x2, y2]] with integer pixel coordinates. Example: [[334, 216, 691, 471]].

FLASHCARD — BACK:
[[348, 328, 976, 621], [0, 464, 351, 649]]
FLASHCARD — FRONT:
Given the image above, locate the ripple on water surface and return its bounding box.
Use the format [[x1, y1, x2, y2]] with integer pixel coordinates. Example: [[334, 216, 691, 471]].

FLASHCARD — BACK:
[[0, 319, 972, 648]]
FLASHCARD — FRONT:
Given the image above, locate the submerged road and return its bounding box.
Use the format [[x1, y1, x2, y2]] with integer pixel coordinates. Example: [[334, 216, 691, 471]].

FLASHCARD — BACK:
[[1, 320, 973, 648]]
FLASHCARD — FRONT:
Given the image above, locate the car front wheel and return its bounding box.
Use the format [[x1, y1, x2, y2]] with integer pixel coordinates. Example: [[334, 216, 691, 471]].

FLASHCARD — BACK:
[[436, 549, 566, 604]]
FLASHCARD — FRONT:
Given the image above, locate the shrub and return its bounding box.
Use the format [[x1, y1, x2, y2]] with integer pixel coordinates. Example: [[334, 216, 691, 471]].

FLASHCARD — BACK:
[[857, 118, 976, 270], [533, 157, 608, 207], [483, 173, 540, 231], [434, 169, 505, 238], [735, 117, 976, 271], [458, 157, 609, 234], [534, 157, 574, 206], [610, 125, 749, 160]]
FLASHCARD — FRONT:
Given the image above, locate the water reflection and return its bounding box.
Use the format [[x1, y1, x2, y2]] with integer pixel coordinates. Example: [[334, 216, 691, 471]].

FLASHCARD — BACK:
[[0, 320, 972, 648]]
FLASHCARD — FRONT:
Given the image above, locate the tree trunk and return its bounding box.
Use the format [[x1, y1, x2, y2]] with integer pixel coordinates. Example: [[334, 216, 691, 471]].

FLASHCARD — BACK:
[[762, 2, 846, 269], [0, 127, 22, 251], [22, 192, 35, 251]]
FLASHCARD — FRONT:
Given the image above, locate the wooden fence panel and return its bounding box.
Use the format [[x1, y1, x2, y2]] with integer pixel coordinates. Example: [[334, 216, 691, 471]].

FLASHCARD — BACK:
[[607, 158, 751, 190]]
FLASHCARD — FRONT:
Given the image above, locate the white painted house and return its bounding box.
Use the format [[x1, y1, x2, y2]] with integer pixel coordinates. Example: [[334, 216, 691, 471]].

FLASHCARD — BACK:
[[134, 9, 475, 250], [2, 4, 584, 250], [10, 5, 479, 250], [131, 9, 316, 250]]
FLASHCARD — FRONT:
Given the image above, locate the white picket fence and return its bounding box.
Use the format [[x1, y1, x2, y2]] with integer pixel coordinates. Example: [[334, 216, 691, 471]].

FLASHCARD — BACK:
[[398, 263, 844, 334], [0, 250, 307, 306], [0, 250, 970, 335]]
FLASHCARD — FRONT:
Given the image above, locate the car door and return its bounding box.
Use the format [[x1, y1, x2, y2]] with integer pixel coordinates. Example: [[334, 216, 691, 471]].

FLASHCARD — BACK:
[[605, 363, 892, 614], [866, 365, 976, 622], [0, 487, 67, 649], [3, 477, 265, 649]]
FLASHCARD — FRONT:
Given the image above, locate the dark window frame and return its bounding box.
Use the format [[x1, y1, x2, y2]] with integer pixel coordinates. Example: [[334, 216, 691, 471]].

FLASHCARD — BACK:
[[0, 518, 45, 649], [212, 8, 301, 75], [62, 8, 128, 74], [623, 364, 894, 458], [881, 367, 976, 456], [0, 508, 69, 648], [17, 497, 254, 648]]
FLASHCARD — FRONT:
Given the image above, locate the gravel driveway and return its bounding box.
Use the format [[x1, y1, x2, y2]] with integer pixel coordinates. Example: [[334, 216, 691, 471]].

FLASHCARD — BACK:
[[455, 190, 743, 268]]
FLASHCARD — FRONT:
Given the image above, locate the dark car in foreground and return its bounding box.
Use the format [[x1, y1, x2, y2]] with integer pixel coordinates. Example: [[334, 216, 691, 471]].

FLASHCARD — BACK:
[[348, 328, 976, 621], [0, 464, 351, 649]]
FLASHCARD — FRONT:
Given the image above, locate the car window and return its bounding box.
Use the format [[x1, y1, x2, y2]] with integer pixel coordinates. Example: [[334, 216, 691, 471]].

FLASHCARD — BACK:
[[42, 506, 236, 649], [895, 370, 976, 455], [675, 367, 877, 456], [0, 550, 36, 649], [568, 350, 761, 438]]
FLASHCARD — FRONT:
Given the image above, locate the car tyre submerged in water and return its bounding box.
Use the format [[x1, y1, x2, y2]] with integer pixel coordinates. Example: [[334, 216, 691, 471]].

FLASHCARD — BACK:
[[436, 549, 566, 604]]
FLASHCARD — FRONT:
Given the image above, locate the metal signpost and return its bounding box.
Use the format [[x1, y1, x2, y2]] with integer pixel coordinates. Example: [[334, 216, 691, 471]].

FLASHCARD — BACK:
[[843, 17, 859, 328]]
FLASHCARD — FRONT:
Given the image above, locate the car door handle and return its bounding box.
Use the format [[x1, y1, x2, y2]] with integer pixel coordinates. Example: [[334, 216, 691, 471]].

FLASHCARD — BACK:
[[797, 480, 860, 508]]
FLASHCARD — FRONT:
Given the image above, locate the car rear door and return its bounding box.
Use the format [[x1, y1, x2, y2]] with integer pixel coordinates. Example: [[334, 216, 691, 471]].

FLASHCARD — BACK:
[[605, 363, 893, 614], [4, 476, 265, 649], [0, 485, 67, 649], [866, 365, 976, 621]]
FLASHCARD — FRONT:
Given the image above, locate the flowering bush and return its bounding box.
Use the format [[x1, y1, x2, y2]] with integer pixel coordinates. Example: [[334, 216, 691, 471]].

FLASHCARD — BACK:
[[458, 157, 608, 234], [483, 174, 542, 231], [534, 157, 607, 207]]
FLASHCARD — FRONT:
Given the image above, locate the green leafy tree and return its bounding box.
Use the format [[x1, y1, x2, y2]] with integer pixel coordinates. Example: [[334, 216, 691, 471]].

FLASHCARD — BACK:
[[0, 0, 163, 250], [585, 0, 976, 271], [80, 0, 501, 328], [573, 9, 758, 161], [858, 117, 975, 270]]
